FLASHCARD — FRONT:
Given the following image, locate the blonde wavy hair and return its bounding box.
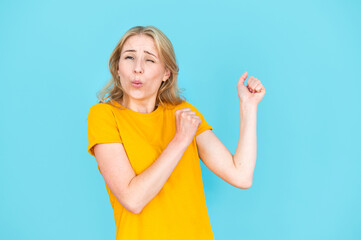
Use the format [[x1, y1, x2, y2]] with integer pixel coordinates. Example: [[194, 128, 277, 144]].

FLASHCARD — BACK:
[[96, 25, 185, 110]]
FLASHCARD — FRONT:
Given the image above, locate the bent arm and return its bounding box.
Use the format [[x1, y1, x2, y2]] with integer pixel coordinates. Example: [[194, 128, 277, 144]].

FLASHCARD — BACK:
[[126, 136, 189, 214], [196, 104, 257, 188], [94, 136, 189, 215]]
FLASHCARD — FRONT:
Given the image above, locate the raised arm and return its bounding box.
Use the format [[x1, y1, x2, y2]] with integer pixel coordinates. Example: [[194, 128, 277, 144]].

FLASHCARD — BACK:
[[93, 107, 201, 214], [196, 71, 266, 189]]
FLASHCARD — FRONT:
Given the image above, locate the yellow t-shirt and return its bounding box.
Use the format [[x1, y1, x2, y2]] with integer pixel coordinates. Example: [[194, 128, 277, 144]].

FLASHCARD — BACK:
[[87, 99, 214, 240]]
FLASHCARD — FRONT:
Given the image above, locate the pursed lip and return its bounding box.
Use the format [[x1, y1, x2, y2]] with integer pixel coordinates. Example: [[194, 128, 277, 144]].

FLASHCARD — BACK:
[[131, 80, 143, 88], [131, 80, 143, 84]]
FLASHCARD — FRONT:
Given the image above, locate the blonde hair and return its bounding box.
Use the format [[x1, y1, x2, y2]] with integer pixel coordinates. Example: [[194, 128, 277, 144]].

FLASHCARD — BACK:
[[96, 26, 185, 109]]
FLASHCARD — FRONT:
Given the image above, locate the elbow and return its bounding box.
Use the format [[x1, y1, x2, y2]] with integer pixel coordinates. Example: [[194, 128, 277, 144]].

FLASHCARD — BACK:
[[127, 198, 144, 215], [125, 200, 142, 215], [130, 207, 142, 215], [237, 178, 253, 189], [126, 203, 140, 215], [131, 204, 143, 215], [119, 184, 143, 214], [115, 194, 143, 215], [117, 200, 139, 215], [235, 168, 253, 189], [243, 180, 252, 189], [122, 203, 141, 215]]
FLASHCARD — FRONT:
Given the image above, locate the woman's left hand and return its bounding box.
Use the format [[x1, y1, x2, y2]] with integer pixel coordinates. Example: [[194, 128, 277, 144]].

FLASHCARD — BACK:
[[236, 71, 266, 108]]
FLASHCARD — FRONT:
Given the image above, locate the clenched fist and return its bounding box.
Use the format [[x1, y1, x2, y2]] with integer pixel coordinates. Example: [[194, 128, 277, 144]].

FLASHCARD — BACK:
[[173, 108, 202, 146], [237, 71, 266, 107]]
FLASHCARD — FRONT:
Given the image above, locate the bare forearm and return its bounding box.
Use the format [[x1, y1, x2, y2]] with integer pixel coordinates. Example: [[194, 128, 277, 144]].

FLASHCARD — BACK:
[[233, 103, 258, 184], [127, 137, 189, 213]]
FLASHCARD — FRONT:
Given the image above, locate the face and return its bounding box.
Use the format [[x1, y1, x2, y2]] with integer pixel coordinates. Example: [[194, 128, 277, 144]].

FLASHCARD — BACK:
[[117, 34, 170, 105]]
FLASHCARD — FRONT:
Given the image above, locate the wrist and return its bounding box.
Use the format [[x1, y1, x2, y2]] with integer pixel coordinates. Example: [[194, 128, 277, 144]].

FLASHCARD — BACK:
[[172, 134, 191, 148], [239, 102, 257, 112], [239, 103, 257, 120]]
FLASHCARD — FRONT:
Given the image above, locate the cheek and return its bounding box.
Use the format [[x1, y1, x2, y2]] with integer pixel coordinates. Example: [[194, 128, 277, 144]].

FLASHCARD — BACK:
[[148, 67, 165, 80], [118, 63, 127, 74], [118, 65, 131, 80]]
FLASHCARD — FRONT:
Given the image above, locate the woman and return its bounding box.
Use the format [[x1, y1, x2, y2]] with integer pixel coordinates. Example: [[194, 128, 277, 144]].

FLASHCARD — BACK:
[[87, 25, 265, 240]]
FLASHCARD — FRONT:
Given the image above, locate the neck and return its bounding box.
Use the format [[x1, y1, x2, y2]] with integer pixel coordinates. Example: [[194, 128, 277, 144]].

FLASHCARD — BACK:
[[121, 97, 158, 113]]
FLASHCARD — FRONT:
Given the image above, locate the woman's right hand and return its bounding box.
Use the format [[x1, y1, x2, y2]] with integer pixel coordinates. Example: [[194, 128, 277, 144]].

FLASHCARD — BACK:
[[173, 108, 202, 146]]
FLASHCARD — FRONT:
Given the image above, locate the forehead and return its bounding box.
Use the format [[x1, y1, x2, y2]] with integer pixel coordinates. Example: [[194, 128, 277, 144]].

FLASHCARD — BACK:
[[122, 35, 158, 56]]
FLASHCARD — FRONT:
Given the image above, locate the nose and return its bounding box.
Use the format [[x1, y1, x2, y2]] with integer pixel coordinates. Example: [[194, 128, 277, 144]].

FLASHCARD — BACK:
[[133, 58, 144, 74]]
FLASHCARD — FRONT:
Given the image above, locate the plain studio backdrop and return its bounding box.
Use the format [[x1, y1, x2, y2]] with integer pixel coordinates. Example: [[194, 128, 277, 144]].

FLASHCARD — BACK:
[[1, 0, 360, 239]]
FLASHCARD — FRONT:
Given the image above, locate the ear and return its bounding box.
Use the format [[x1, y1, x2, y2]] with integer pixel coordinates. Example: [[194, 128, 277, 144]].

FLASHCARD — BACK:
[[162, 68, 171, 82]]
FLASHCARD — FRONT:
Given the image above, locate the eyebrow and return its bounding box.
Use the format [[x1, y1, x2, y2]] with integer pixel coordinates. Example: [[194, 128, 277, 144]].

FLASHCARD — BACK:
[[122, 49, 157, 58]]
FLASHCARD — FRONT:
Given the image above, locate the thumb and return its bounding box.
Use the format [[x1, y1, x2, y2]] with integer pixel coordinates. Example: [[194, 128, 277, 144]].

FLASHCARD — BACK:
[[238, 71, 248, 85]]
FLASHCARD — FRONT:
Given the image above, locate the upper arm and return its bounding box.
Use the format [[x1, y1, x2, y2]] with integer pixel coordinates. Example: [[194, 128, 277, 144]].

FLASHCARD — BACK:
[[93, 142, 138, 214], [195, 129, 252, 189], [87, 103, 138, 213]]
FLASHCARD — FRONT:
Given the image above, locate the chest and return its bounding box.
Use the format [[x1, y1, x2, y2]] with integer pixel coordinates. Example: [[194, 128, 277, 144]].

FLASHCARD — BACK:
[[113, 112, 180, 174]]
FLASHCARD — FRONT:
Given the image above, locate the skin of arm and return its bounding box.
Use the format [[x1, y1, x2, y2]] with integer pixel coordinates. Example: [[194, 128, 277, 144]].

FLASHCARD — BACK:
[[195, 105, 257, 189], [195, 71, 265, 189], [94, 72, 264, 214], [127, 136, 190, 214]]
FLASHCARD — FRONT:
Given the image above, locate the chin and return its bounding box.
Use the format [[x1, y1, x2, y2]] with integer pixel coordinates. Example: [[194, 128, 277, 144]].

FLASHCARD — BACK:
[[125, 93, 147, 102]]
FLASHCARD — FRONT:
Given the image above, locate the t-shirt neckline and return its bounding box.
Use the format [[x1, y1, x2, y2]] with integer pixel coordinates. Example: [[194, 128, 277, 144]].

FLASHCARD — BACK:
[[110, 100, 163, 118]]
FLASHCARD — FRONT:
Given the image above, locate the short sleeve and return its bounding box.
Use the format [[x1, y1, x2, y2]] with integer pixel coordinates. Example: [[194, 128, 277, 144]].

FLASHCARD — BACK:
[[87, 103, 123, 157], [184, 102, 213, 137]]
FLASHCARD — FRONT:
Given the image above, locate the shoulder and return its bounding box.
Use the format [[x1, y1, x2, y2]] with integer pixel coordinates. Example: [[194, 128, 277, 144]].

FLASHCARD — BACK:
[[173, 101, 209, 120], [171, 100, 197, 111], [88, 102, 114, 117]]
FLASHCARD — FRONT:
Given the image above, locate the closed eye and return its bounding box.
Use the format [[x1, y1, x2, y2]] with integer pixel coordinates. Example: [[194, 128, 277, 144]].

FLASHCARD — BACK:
[[125, 56, 154, 63]]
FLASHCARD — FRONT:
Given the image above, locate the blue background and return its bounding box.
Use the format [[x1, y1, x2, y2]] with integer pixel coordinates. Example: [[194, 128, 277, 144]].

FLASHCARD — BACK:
[[1, 0, 360, 239]]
